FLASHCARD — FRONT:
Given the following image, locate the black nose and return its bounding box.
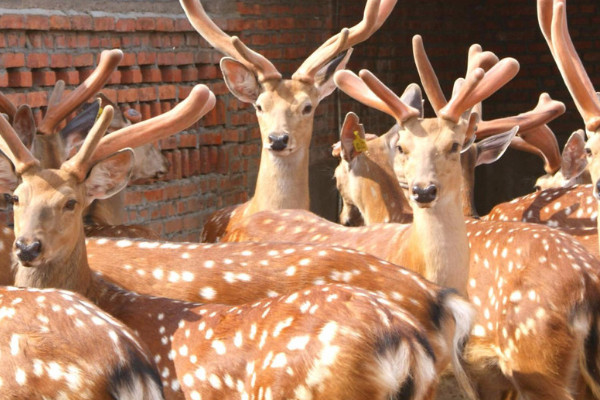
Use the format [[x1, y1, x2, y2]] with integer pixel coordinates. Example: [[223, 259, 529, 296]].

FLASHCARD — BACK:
[[411, 185, 438, 204], [268, 134, 289, 151], [596, 181, 600, 198], [15, 238, 42, 262]]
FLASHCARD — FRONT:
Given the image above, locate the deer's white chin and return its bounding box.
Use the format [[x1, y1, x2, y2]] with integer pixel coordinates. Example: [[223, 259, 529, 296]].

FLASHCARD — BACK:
[[269, 147, 297, 157]]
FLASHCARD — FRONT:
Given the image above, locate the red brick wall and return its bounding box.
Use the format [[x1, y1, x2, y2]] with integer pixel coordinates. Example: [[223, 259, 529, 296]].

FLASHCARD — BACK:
[[0, 0, 599, 238]]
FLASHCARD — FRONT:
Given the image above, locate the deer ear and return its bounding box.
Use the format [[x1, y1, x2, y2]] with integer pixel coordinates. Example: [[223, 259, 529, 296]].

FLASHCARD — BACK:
[[13, 105, 36, 150], [220, 57, 260, 104], [85, 149, 134, 205], [61, 100, 102, 159], [0, 151, 18, 199], [339, 112, 365, 162], [315, 50, 353, 102], [475, 126, 518, 166], [400, 84, 424, 118], [561, 130, 588, 180]]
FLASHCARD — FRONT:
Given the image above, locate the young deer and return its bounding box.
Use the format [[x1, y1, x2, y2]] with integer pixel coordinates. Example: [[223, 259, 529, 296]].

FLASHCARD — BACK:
[[0, 286, 165, 399], [223, 37, 600, 399], [0, 85, 446, 400], [179, 0, 398, 242]]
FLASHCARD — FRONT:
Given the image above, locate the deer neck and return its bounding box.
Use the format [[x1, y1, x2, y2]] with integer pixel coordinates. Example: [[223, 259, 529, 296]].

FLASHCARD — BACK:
[[406, 192, 470, 297], [13, 232, 93, 297], [246, 147, 310, 216], [460, 145, 478, 217]]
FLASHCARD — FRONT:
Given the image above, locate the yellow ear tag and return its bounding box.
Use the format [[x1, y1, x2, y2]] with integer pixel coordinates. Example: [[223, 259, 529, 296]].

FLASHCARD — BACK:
[[352, 130, 367, 153], [96, 106, 104, 121]]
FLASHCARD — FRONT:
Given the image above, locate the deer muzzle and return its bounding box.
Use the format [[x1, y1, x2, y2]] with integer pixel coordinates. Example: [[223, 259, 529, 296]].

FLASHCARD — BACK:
[[411, 184, 438, 205], [268, 134, 289, 151], [15, 237, 42, 263]]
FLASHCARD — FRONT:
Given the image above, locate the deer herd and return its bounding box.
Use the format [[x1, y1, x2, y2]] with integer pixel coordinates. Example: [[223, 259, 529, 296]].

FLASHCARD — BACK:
[[3, 0, 600, 399]]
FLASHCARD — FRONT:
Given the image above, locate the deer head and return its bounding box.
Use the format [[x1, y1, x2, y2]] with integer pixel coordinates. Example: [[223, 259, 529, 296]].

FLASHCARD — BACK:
[[0, 85, 214, 268], [335, 35, 519, 210], [180, 0, 395, 157], [0, 50, 123, 169]]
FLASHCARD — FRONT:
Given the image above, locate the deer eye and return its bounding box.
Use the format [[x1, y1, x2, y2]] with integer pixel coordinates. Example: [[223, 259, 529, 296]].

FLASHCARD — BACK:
[[450, 142, 460, 153], [302, 104, 313, 115], [585, 147, 592, 156], [397, 145, 405, 154], [255, 103, 263, 112], [64, 199, 77, 211], [10, 195, 19, 205]]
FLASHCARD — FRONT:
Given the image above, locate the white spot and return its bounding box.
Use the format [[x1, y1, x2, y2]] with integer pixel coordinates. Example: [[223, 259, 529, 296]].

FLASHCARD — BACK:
[[287, 335, 310, 351], [212, 340, 227, 355], [200, 287, 216, 300]]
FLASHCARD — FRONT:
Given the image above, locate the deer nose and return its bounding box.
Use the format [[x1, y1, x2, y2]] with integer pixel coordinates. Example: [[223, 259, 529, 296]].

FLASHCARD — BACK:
[[268, 134, 289, 151], [411, 184, 438, 204], [15, 238, 42, 262]]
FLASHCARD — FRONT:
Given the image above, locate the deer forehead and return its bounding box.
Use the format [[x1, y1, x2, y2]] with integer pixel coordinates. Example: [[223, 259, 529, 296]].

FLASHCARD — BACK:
[[402, 117, 466, 140], [17, 170, 81, 201], [259, 80, 317, 109]]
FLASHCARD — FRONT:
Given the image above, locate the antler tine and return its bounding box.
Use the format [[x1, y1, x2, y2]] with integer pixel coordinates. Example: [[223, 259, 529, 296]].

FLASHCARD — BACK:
[[0, 113, 39, 174], [0, 92, 17, 123], [293, 0, 397, 83], [510, 125, 561, 173], [538, 0, 555, 56], [46, 80, 65, 115], [550, 0, 600, 132], [412, 35, 447, 115], [88, 84, 215, 169], [441, 58, 520, 123], [180, 0, 281, 82], [63, 105, 114, 181], [476, 93, 566, 138], [37, 49, 123, 136], [334, 69, 399, 118], [359, 69, 420, 122]]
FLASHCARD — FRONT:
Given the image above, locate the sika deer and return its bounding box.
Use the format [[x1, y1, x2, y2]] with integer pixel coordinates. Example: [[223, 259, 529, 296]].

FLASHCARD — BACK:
[[486, 0, 600, 256], [223, 37, 600, 400], [84, 236, 476, 399], [181, 0, 398, 242], [0, 85, 447, 400], [0, 286, 164, 399]]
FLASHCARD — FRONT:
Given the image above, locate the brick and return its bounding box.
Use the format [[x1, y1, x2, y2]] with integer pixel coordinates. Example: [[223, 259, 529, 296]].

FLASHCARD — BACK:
[[8, 70, 32, 87], [0, 14, 25, 29], [26, 53, 49, 69], [115, 18, 136, 32], [93, 17, 115, 31], [25, 15, 50, 31], [158, 85, 177, 100], [138, 87, 157, 102], [120, 68, 143, 84], [161, 67, 182, 83], [190, 149, 200, 175], [49, 15, 71, 30], [121, 53, 137, 67], [200, 147, 209, 174], [136, 17, 156, 31], [141, 67, 162, 83], [179, 134, 197, 148], [70, 15, 93, 31], [32, 70, 56, 86], [1, 53, 24, 68], [50, 54, 73, 68], [181, 67, 199, 82], [157, 52, 176, 66], [137, 52, 157, 66], [208, 147, 218, 172], [175, 52, 194, 65], [117, 88, 139, 103], [181, 149, 191, 178], [0, 71, 8, 87], [72, 53, 93, 67], [26, 91, 48, 108], [155, 17, 175, 32]]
